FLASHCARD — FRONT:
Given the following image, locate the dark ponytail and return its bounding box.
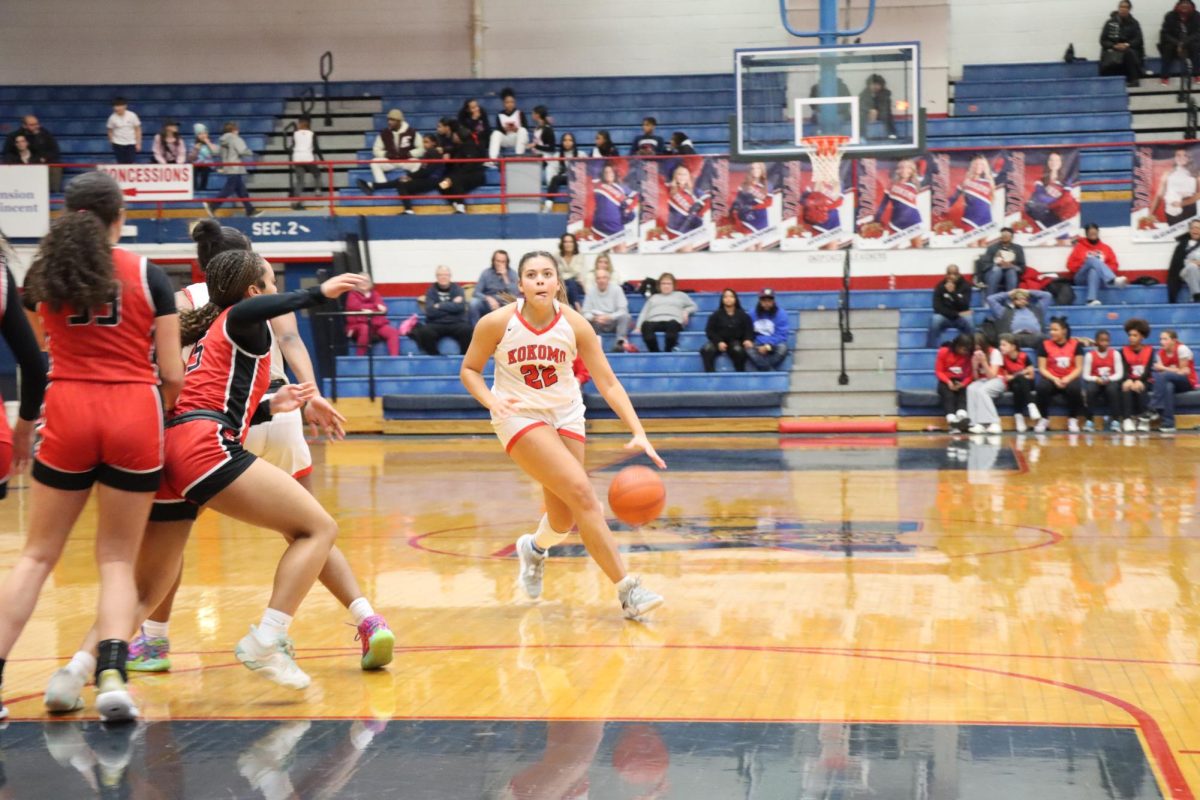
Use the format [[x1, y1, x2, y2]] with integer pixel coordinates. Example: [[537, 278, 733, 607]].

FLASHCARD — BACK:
[[26, 171, 123, 312], [1049, 315, 1071, 337], [179, 250, 267, 345], [190, 218, 251, 271]]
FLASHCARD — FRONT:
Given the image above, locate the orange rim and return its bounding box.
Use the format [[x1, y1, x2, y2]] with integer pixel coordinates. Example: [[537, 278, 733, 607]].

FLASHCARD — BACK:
[[802, 136, 851, 157]]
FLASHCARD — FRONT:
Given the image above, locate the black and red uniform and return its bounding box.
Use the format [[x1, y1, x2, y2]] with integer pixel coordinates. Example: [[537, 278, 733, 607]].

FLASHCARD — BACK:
[[1035, 337, 1084, 418], [152, 286, 327, 521], [1120, 344, 1155, 421], [1000, 349, 1035, 412], [31, 247, 174, 492], [0, 252, 47, 497]]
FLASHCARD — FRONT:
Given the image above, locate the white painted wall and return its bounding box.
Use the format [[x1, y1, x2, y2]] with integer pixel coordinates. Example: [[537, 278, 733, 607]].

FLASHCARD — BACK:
[[948, 0, 1120, 73]]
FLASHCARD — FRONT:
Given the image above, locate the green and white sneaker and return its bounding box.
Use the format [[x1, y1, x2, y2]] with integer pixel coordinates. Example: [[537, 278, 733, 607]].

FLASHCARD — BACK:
[[95, 669, 138, 723], [235, 627, 311, 690], [127, 628, 171, 672]]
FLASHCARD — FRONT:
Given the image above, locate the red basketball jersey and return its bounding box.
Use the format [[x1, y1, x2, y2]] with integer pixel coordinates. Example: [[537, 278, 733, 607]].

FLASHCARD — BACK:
[[1088, 348, 1117, 379], [38, 247, 159, 384], [1041, 339, 1080, 379], [1159, 344, 1199, 388], [175, 308, 272, 442], [1001, 350, 1029, 377], [1122, 345, 1154, 380]]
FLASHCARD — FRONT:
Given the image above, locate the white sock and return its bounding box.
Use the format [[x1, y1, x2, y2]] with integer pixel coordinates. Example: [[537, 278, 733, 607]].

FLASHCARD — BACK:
[[946, 414, 955, 423], [142, 619, 169, 640], [348, 597, 375, 625], [67, 650, 96, 679], [254, 608, 293, 648], [532, 514, 570, 552]]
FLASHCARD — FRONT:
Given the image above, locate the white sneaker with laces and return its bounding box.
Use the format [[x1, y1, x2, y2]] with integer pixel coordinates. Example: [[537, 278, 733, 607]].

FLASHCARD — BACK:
[[235, 627, 311, 690], [1034, 418, 1049, 433], [986, 423, 1002, 434], [45, 666, 87, 713], [1113, 276, 1128, 287], [515, 534, 546, 600], [95, 669, 139, 723], [1014, 414, 1027, 433], [617, 575, 663, 620], [1123, 418, 1136, 433], [1027, 403, 1042, 421], [1137, 418, 1151, 433], [1067, 418, 1080, 433]]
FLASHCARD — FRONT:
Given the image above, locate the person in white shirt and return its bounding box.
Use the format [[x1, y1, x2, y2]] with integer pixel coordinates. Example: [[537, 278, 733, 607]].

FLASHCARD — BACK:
[[106, 97, 141, 164], [288, 115, 324, 210], [488, 88, 529, 162]]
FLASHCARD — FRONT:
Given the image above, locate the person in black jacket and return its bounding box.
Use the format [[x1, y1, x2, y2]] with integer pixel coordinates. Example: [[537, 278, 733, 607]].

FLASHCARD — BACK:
[[439, 125, 485, 214], [1168, 219, 1200, 302], [700, 289, 755, 372], [411, 266, 472, 354], [859, 74, 898, 139], [3, 115, 62, 191], [928, 265, 974, 347], [1158, 0, 1200, 84], [361, 134, 446, 213], [1101, 1, 1146, 86]]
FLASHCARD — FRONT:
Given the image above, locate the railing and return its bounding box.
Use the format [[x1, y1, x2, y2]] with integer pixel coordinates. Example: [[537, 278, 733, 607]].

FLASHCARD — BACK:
[[314, 309, 386, 402], [838, 247, 852, 386]]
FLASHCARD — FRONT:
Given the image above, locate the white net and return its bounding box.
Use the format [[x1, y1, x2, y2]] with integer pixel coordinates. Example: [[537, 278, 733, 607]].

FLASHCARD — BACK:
[[802, 136, 849, 189]]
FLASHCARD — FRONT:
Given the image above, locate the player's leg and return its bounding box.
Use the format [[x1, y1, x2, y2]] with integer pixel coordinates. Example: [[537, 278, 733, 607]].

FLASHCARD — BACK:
[[509, 426, 661, 618], [127, 564, 180, 673], [513, 433, 583, 600]]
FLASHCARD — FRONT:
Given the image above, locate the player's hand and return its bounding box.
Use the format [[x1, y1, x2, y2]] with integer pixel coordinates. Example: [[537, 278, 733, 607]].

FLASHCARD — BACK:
[[320, 273, 370, 300], [625, 433, 667, 470], [490, 395, 521, 421], [12, 418, 34, 473], [717, 341, 728, 352], [303, 395, 347, 441], [271, 382, 318, 414]]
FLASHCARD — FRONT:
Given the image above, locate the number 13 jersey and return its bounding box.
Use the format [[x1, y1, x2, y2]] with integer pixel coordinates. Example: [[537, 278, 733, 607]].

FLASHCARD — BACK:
[[492, 299, 584, 424]]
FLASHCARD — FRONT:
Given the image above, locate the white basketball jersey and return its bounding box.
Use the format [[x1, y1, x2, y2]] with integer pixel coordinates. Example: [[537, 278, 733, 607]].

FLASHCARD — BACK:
[[184, 281, 286, 382], [492, 300, 582, 417]]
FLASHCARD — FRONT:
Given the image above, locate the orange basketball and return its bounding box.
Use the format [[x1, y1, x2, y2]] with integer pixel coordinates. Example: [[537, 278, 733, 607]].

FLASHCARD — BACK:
[[607, 466, 666, 527]]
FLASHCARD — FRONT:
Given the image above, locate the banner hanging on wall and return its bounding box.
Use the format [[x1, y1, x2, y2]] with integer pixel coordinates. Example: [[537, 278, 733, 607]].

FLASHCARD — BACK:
[[928, 150, 1012, 248], [639, 154, 717, 253], [1007, 148, 1081, 247], [566, 158, 641, 254], [712, 159, 785, 251], [854, 156, 932, 250], [1131, 143, 1200, 243], [781, 159, 854, 251]]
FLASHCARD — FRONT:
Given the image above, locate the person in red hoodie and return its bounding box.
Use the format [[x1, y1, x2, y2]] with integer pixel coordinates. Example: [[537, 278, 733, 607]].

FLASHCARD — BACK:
[[344, 278, 400, 356], [1066, 223, 1127, 306], [935, 334, 974, 431]]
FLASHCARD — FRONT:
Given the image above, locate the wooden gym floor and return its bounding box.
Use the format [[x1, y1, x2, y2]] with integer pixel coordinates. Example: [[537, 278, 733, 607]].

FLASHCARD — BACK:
[[0, 432, 1197, 798]]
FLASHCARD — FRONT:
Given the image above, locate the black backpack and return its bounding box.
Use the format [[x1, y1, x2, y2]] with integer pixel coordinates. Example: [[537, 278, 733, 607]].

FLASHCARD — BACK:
[[1047, 278, 1075, 306]]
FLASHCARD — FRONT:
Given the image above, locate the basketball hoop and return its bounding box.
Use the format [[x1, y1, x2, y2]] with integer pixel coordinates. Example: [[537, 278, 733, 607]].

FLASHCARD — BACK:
[[802, 135, 850, 188]]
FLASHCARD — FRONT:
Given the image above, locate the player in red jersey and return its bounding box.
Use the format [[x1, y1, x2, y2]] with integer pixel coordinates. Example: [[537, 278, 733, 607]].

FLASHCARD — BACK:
[[1120, 318, 1155, 432], [0, 235, 47, 498], [1035, 317, 1085, 433], [0, 172, 183, 723]]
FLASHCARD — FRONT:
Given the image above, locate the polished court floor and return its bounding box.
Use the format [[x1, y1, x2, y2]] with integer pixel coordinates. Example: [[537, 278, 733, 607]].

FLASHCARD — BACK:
[[0, 432, 1198, 798]]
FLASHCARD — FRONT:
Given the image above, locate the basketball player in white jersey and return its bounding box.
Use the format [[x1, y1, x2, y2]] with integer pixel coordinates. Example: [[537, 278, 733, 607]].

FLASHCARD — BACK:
[[460, 251, 666, 619]]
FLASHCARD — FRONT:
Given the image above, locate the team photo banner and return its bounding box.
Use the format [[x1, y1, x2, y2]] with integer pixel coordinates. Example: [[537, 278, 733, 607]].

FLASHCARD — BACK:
[[781, 159, 854, 251], [1007, 148, 1081, 247], [1131, 143, 1200, 243], [566, 157, 641, 254], [855, 156, 932, 250], [713, 160, 785, 252], [639, 154, 717, 253]]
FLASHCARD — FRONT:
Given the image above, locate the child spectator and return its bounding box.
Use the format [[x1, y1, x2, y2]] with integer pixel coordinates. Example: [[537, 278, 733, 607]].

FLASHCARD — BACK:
[[471, 249, 518, 322], [1082, 329, 1124, 431], [152, 120, 186, 165], [701, 289, 754, 372], [637, 272, 697, 352], [411, 266, 472, 355], [592, 131, 618, 158], [206, 121, 258, 217], [287, 115, 324, 210], [344, 278, 400, 356], [747, 288, 790, 371], [582, 264, 635, 353], [457, 99, 492, 148], [630, 117, 665, 155], [390, 134, 446, 214], [668, 132, 696, 156], [998, 333, 1041, 432], [545, 132, 580, 212], [439, 125, 486, 214], [1035, 317, 1085, 432], [935, 334, 974, 432], [967, 332, 1005, 434], [106, 97, 141, 163], [488, 88, 529, 162], [1120, 317, 1154, 432], [1147, 329, 1197, 432], [1066, 224, 1125, 306], [189, 123, 217, 190], [556, 232, 585, 309], [927, 264, 973, 347]]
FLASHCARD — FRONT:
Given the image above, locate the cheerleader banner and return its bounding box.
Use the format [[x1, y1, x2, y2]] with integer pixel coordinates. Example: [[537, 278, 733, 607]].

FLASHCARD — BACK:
[[712, 160, 785, 252], [928, 150, 1013, 249], [780, 159, 854, 251], [1131, 143, 1200, 242], [566, 157, 641, 254], [854, 156, 932, 250], [1008, 148, 1081, 247], [639, 154, 717, 253]]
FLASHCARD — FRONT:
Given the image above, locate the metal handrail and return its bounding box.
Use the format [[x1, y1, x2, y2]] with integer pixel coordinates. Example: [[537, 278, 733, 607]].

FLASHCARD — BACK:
[[314, 309, 387, 402]]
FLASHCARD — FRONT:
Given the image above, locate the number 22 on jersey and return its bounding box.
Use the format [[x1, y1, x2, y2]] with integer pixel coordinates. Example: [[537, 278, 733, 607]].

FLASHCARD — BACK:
[[520, 364, 558, 390]]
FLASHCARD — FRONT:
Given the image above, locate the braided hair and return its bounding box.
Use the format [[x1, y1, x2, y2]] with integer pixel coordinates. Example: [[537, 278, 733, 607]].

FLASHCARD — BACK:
[[190, 218, 251, 271], [179, 250, 267, 345], [26, 171, 123, 311]]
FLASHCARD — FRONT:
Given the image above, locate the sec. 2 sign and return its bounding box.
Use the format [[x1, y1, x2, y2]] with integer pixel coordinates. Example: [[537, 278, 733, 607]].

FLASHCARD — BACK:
[[251, 221, 311, 237]]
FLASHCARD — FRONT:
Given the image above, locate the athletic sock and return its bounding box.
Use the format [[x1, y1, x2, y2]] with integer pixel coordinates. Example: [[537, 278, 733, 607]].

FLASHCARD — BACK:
[[95, 639, 129, 683], [254, 608, 293, 648], [68, 650, 97, 680], [348, 598, 375, 625], [142, 619, 169, 640], [532, 514, 570, 552]]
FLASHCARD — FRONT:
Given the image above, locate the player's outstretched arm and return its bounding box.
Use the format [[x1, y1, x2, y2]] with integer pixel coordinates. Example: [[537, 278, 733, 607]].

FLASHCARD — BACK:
[[460, 307, 515, 417], [568, 309, 666, 469]]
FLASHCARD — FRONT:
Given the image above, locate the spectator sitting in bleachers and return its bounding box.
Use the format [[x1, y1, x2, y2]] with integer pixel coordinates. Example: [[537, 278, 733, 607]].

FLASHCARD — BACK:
[[1121, 317, 1154, 432], [390, 134, 445, 214], [585, 252, 623, 294], [986, 287, 1052, 349], [358, 109, 423, 195], [435, 117, 456, 150], [556, 233, 585, 309], [747, 288, 790, 371], [1147, 329, 1197, 432], [1158, 0, 1200, 84], [967, 332, 1005, 434], [637, 272, 697, 353], [206, 121, 258, 217], [975, 227, 1025, 294], [1035, 317, 1085, 433], [3, 134, 34, 165], [859, 74, 897, 140], [1066, 223, 1126, 306], [190, 123, 217, 190], [530, 105, 556, 200], [1168, 218, 1200, 302], [439, 123, 486, 214], [592, 130, 618, 158], [630, 117, 665, 156], [1100, 1, 1146, 87], [927, 264, 973, 348], [152, 120, 186, 165], [545, 132, 579, 211], [667, 131, 696, 156], [935, 334, 974, 432], [287, 115, 324, 210], [345, 277, 400, 356], [489, 88, 529, 163], [411, 266, 472, 356], [998, 333, 1041, 433], [700, 289, 753, 372], [1082, 330, 1124, 431], [583, 264, 635, 354], [106, 96, 141, 164], [457, 99, 492, 148], [471, 249, 518, 323], [3, 115, 61, 191]]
